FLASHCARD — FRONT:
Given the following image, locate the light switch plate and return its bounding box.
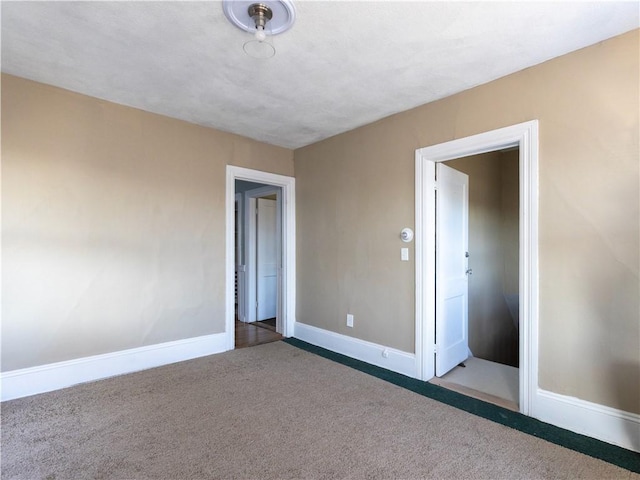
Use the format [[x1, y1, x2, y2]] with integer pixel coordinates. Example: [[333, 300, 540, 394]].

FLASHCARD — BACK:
[[401, 248, 409, 261]]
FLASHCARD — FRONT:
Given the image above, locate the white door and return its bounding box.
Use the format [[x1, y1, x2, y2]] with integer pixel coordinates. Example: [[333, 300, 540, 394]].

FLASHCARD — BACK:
[[256, 198, 278, 320], [435, 163, 470, 377]]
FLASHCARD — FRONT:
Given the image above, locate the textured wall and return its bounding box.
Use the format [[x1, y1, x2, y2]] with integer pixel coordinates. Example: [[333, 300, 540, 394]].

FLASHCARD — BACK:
[[294, 30, 639, 413], [1, 74, 293, 371], [501, 150, 520, 297]]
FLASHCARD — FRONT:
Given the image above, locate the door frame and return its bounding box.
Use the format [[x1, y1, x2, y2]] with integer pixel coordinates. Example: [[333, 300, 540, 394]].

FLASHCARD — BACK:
[[226, 166, 296, 350], [414, 120, 539, 415], [244, 186, 282, 328], [235, 192, 246, 324]]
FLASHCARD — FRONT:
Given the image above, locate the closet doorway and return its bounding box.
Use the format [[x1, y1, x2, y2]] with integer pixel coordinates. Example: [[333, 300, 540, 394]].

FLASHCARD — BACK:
[[429, 149, 520, 411], [414, 120, 539, 416]]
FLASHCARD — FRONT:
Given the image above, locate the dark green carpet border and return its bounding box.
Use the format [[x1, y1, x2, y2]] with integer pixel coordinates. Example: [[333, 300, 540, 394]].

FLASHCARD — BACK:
[[283, 337, 640, 473]]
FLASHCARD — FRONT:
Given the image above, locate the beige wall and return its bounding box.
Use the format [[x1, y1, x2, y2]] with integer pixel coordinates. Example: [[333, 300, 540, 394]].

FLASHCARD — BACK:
[[1, 74, 293, 371], [447, 152, 519, 367], [294, 30, 639, 413], [501, 150, 520, 296]]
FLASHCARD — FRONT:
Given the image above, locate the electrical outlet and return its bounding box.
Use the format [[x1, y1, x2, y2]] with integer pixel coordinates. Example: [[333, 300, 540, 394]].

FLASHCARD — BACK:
[[346, 314, 354, 328]]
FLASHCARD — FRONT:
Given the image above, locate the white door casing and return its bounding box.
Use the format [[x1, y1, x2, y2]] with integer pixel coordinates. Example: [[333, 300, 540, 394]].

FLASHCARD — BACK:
[[256, 198, 278, 321], [435, 163, 470, 377], [415, 120, 539, 416]]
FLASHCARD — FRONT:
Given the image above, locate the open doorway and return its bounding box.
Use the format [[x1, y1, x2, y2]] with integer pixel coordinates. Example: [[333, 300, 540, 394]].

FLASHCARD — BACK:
[[226, 165, 296, 352], [234, 180, 283, 348], [414, 120, 539, 417], [429, 149, 520, 410]]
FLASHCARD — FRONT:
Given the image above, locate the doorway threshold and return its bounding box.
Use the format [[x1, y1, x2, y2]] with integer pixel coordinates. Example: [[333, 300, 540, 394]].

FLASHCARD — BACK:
[[430, 357, 519, 411]]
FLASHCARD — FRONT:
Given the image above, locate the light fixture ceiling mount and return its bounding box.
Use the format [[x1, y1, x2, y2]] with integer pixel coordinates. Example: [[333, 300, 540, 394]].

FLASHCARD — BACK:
[[222, 0, 296, 59], [248, 3, 272, 42]]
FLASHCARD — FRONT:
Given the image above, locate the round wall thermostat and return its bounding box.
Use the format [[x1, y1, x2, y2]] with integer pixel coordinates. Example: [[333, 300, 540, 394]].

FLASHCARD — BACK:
[[400, 228, 414, 243]]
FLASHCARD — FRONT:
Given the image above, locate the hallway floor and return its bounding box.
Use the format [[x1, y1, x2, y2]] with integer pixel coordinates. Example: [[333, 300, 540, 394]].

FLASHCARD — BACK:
[[235, 319, 282, 349]]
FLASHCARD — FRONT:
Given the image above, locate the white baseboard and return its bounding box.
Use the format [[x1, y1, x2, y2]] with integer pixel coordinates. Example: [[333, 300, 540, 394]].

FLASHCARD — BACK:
[[1, 333, 228, 402], [6, 327, 636, 453], [534, 389, 640, 452], [293, 322, 416, 378]]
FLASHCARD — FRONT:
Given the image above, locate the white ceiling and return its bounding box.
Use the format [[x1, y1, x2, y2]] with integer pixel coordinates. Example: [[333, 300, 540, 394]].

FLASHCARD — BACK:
[[2, 1, 638, 149]]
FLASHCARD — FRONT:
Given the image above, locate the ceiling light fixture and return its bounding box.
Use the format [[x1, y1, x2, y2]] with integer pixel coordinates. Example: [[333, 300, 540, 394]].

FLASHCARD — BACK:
[[222, 0, 296, 59]]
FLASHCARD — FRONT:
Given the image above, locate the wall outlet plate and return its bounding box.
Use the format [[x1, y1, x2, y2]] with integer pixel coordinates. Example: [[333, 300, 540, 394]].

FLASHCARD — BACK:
[[346, 314, 354, 328]]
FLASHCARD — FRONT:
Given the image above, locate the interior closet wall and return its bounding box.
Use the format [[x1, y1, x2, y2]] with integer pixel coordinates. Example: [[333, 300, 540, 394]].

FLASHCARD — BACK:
[[447, 151, 519, 366]]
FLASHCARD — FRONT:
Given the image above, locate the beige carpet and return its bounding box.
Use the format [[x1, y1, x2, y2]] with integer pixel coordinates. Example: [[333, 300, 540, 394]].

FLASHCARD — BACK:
[[1, 342, 637, 479]]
